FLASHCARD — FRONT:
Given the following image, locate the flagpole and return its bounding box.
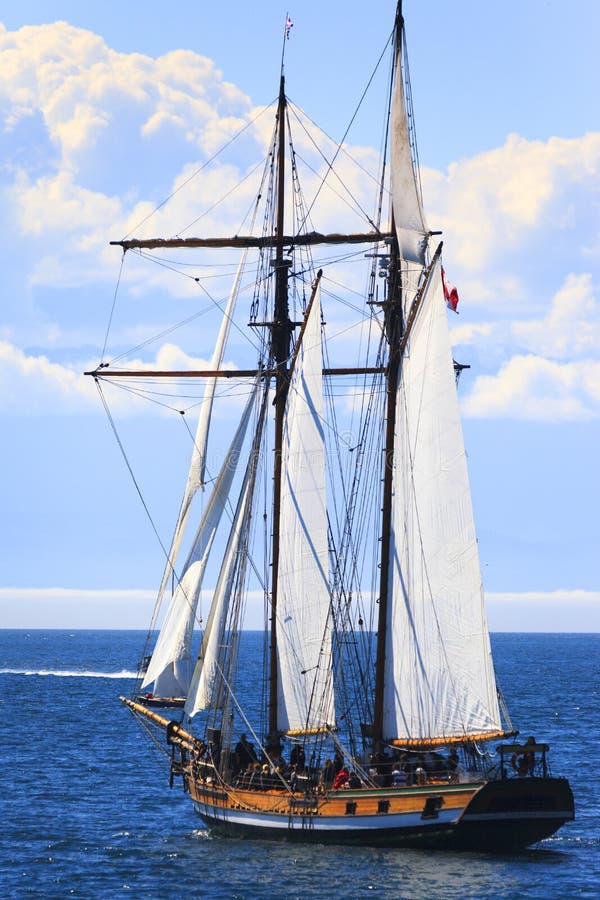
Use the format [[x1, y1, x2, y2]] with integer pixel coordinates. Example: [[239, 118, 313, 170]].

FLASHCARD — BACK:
[[280, 12, 293, 73]]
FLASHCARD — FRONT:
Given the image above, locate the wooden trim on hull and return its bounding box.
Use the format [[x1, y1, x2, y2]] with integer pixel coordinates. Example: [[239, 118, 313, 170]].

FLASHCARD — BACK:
[[184, 776, 574, 851]]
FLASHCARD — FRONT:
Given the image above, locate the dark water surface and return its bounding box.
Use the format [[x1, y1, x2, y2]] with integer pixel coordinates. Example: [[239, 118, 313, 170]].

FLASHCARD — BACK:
[[1, 631, 598, 899]]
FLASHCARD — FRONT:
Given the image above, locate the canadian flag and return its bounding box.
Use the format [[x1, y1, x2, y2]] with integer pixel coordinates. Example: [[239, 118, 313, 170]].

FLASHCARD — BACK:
[[442, 267, 459, 313]]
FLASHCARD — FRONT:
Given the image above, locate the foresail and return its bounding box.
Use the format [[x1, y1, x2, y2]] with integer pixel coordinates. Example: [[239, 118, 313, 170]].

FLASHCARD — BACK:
[[155, 255, 245, 602], [390, 32, 428, 265], [141, 378, 260, 695], [383, 259, 502, 742], [185, 388, 266, 716], [276, 285, 334, 734]]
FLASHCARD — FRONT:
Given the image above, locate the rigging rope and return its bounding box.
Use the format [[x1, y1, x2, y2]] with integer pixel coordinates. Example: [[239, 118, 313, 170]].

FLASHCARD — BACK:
[[121, 102, 276, 240]]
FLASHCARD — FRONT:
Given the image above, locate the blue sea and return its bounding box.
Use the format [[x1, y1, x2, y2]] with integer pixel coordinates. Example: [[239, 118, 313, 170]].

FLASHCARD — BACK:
[[1, 631, 598, 899]]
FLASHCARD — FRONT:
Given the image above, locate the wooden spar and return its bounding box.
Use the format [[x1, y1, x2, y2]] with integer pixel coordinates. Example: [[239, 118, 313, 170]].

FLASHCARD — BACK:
[[268, 73, 291, 739], [110, 232, 394, 251], [391, 728, 518, 749], [84, 366, 385, 378], [371, 242, 443, 750], [285, 271, 323, 381], [119, 696, 200, 749]]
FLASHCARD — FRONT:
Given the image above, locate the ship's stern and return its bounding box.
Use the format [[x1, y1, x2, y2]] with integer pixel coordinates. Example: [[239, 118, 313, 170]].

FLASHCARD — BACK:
[[454, 776, 574, 851]]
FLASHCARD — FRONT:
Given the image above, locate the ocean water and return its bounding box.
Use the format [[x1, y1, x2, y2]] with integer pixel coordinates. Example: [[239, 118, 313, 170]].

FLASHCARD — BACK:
[[0, 630, 598, 899]]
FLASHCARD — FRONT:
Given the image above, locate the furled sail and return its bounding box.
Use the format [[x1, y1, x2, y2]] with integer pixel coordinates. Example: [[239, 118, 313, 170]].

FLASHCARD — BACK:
[[390, 27, 428, 265], [142, 379, 260, 697], [276, 284, 335, 734], [383, 258, 502, 742], [155, 256, 245, 602], [185, 388, 266, 716]]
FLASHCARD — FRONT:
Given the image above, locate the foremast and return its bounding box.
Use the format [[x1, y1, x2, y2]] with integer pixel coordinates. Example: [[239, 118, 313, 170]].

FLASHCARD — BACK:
[[268, 73, 292, 738]]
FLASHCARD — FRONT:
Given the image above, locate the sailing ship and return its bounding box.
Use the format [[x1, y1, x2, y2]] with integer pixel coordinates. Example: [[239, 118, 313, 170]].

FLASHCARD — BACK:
[[89, 3, 574, 850]]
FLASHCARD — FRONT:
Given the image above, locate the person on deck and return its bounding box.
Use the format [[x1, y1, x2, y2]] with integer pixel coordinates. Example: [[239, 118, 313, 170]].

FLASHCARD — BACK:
[[234, 733, 257, 773], [391, 764, 407, 787], [333, 766, 350, 790], [290, 743, 306, 772], [447, 747, 460, 782], [321, 758, 335, 790], [347, 771, 362, 789]]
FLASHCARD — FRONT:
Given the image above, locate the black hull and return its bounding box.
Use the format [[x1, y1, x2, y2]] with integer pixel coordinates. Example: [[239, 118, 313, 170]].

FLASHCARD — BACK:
[[137, 696, 185, 709]]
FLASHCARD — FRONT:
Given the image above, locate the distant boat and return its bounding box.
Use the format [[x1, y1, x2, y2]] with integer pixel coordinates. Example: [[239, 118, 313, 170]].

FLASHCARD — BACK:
[[93, 1, 574, 850]]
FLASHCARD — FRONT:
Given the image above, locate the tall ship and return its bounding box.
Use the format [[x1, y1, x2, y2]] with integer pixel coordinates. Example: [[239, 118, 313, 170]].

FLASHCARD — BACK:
[[89, 3, 574, 850]]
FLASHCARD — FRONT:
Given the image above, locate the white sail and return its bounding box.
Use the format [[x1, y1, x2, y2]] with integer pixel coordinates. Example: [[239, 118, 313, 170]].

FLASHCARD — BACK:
[[390, 42, 428, 265], [276, 284, 335, 734], [185, 457, 255, 717], [142, 379, 259, 695], [156, 255, 245, 602], [383, 259, 502, 742]]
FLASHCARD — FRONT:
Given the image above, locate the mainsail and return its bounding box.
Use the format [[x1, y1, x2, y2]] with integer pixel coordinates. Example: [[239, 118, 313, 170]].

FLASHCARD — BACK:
[[383, 259, 502, 742], [142, 379, 260, 697], [275, 284, 335, 734]]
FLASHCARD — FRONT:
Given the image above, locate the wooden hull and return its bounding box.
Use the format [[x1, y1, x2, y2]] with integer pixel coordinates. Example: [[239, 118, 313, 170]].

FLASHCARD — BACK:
[[185, 776, 574, 851]]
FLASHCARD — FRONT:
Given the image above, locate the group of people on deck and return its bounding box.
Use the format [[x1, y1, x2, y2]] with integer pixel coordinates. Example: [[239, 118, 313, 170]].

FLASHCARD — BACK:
[[226, 734, 462, 793]]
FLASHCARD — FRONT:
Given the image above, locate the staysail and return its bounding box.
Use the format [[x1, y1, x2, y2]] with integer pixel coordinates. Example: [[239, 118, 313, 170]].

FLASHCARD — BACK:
[[390, 19, 428, 265], [383, 259, 502, 742], [142, 379, 260, 697], [276, 284, 335, 734], [185, 387, 267, 716], [155, 256, 245, 603]]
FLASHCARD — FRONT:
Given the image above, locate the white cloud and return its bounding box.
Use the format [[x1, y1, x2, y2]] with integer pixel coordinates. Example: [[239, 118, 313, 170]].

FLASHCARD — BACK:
[[0, 24, 250, 166], [512, 273, 599, 359], [0, 586, 596, 632], [485, 590, 600, 633], [0, 586, 266, 629], [462, 354, 600, 421], [0, 340, 98, 413], [0, 340, 238, 416], [2, 21, 599, 428], [456, 272, 600, 420], [424, 132, 600, 276]]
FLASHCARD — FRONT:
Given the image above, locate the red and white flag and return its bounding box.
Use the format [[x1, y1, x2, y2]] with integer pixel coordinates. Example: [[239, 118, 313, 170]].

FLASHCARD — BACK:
[[285, 17, 294, 39], [442, 267, 459, 313]]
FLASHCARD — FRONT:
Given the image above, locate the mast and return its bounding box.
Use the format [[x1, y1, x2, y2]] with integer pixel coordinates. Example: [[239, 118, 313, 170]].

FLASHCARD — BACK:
[[372, 1, 404, 753], [372, 231, 402, 751], [268, 73, 292, 738]]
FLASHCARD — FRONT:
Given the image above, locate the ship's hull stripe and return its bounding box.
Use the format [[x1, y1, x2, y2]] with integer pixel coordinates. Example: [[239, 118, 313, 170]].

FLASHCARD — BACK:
[[193, 801, 461, 831]]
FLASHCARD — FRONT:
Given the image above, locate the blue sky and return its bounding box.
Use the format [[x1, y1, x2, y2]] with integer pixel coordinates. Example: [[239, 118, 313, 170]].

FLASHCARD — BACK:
[[0, 1, 598, 631]]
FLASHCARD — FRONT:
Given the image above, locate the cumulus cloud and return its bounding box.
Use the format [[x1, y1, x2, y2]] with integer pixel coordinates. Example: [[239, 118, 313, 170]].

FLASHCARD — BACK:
[[462, 354, 600, 421], [0, 23, 250, 168], [1, 20, 599, 425], [0, 339, 241, 416], [424, 132, 600, 280], [512, 273, 599, 359], [454, 271, 600, 420], [0, 340, 99, 413]]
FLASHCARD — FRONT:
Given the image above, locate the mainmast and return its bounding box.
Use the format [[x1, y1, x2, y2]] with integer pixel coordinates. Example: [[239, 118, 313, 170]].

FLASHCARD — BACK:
[[268, 73, 292, 738], [372, 231, 402, 752], [372, 1, 404, 753]]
